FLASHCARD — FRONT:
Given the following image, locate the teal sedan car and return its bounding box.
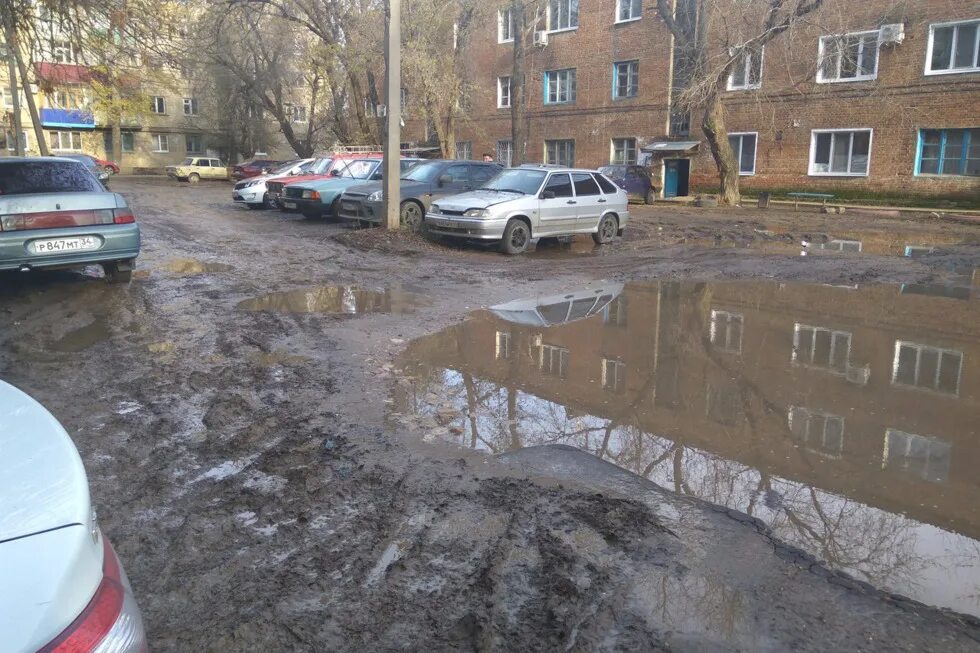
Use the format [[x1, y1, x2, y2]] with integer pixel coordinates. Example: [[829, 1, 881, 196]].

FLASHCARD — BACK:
[[283, 158, 421, 219]]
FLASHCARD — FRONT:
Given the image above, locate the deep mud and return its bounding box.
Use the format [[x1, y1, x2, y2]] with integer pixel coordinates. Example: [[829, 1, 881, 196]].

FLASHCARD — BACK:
[[1, 177, 979, 651]]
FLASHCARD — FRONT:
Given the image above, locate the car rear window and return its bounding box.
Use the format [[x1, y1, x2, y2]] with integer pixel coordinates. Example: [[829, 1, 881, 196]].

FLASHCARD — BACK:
[[0, 161, 104, 195]]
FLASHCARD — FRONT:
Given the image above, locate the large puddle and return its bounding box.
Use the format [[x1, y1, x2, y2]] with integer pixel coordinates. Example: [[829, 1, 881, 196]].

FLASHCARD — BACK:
[[237, 285, 425, 315], [392, 279, 980, 617]]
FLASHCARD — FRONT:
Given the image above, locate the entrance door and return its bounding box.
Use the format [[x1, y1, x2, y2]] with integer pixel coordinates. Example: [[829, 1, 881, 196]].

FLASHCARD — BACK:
[[664, 160, 680, 198]]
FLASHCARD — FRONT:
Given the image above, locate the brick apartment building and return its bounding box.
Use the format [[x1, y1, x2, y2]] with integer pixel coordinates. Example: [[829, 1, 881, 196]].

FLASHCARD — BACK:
[[446, 0, 979, 201]]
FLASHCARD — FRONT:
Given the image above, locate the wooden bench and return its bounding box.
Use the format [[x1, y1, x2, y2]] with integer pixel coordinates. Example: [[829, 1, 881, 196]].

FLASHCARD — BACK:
[[787, 192, 835, 210]]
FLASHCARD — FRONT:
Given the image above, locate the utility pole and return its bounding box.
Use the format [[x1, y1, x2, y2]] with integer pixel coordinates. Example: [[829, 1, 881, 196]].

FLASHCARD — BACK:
[[2, 22, 24, 155], [382, 0, 401, 230]]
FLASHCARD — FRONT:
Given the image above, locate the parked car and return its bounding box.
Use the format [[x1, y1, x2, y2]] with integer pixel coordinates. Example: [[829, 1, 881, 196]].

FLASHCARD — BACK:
[[283, 158, 422, 219], [266, 152, 385, 210], [231, 157, 285, 181], [94, 156, 120, 175], [232, 158, 315, 209], [0, 157, 140, 282], [58, 154, 112, 182], [0, 379, 147, 652], [597, 164, 658, 204], [165, 157, 229, 183], [424, 165, 629, 255], [337, 159, 502, 229]]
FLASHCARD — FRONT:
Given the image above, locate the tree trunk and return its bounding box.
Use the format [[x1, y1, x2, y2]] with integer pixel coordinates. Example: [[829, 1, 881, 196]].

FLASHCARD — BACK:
[[111, 119, 122, 166], [3, 12, 48, 155], [510, 1, 528, 166], [701, 91, 739, 205]]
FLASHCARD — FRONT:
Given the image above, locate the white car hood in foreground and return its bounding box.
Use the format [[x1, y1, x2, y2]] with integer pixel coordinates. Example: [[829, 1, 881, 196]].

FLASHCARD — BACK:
[[436, 190, 524, 211], [0, 380, 103, 652]]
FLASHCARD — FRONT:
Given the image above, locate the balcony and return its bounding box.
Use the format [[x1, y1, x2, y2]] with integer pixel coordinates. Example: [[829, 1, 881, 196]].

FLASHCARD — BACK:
[[41, 107, 96, 129]]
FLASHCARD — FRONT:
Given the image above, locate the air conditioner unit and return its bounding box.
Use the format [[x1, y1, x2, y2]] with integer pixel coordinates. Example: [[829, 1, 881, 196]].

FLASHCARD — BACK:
[[879, 23, 905, 45], [845, 365, 871, 386], [533, 30, 549, 47]]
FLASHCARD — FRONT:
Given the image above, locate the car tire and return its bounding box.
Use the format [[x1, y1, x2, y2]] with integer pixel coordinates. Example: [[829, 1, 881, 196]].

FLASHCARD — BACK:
[[188, 173, 200, 184], [501, 219, 531, 255], [400, 201, 425, 231], [326, 198, 340, 221], [103, 166, 115, 176], [262, 193, 276, 210], [645, 189, 656, 205], [104, 259, 134, 284], [593, 215, 619, 245]]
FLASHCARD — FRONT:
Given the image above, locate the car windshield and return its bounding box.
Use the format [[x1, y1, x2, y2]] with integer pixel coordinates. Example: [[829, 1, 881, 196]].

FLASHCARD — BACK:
[[478, 169, 547, 195], [310, 157, 334, 174], [598, 165, 626, 178], [0, 161, 104, 195], [401, 161, 443, 182], [333, 159, 379, 179], [180, 158, 195, 165], [271, 160, 302, 175]]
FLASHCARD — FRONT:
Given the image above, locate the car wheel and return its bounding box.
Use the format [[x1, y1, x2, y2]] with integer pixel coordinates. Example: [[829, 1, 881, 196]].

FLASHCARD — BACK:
[[326, 197, 340, 221], [501, 219, 531, 255], [188, 173, 200, 184], [103, 165, 115, 176], [104, 259, 134, 284], [593, 215, 619, 245], [645, 189, 656, 205], [400, 201, 424, 231], [262, 193, 276, 209]]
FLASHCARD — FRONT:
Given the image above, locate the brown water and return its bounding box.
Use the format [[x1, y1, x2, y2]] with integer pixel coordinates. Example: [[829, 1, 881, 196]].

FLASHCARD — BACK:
[[391, 280, 980, 617], [237, 285, 425, 315], [49, 316, 110, 352], [162, 259, 234, 275]]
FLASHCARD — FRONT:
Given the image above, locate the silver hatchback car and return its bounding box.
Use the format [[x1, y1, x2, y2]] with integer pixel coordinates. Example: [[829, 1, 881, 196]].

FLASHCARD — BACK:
[[424, 165, 629, 254]]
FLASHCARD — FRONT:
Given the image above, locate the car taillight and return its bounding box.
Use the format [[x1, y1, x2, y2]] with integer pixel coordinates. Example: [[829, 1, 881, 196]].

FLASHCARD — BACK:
[[38, 533, 147, 653], [113, 209, 136, 224]]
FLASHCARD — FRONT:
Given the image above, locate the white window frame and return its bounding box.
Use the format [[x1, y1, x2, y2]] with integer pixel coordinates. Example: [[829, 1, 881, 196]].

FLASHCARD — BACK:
[[792, 323, 852, 373], [182, 97, 198, 116], [5, 130, 29, 151], [49, 130, 82, 152], [52, 39, 74, 64], [610, 137, 637, 165], [727, 132, 758, 176], [120, 132, 135, 153], [496, 140, 513, 167], [727, 47, 764, 90], [455, 141, 472, 160], [495, 331, 511, 360], [883, 429, 952, 484], [540, 344, 569, 378], [925, 19, 980, 75], [808, 128, 873, 177], [544, 139, 575, 166], [547, 0, 579, 33], [152, 133, 169, 153], [891, 340, 963, 395], [291, 105, 307, 123], [498, 8, 515, 43], [817, 30, 881, 83], [615, 0, 641, 24], [497, 76, 511, 108], [601, 358, 626, 393], [151, 96, 167, 114], [788, 406, 845, 459], [709, 309, 743, 353]]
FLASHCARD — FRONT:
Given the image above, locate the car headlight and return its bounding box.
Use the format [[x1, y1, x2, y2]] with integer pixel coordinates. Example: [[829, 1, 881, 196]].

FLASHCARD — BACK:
[[366, 190, 383, 202], [302, 190, 320, 199], [464, 209, 489, 218], [429, 204, 440, 214], [245, 180, 261, 188]]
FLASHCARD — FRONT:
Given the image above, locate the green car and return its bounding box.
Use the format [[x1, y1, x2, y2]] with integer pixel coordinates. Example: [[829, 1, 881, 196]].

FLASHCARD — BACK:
[[282, 158, 422, 219]]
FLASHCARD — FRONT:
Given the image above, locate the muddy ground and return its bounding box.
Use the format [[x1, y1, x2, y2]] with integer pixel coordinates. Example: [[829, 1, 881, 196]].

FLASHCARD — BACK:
[[2, 177, 979, 651]]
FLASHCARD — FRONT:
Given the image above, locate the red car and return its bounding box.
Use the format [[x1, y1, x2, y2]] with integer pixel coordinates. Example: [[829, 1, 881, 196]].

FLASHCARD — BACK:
[[232, 158, 284, 181]]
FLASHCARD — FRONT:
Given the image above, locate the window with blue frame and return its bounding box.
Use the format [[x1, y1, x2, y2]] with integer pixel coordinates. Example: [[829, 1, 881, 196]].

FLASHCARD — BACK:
[[544, 69, 576, 105], [613, 60, 639, 99], [917, 129, 980, 177]]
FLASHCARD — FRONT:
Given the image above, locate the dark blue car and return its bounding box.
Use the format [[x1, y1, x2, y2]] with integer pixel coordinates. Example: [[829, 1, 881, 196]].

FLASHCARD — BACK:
[[598, 165, 658, 204]]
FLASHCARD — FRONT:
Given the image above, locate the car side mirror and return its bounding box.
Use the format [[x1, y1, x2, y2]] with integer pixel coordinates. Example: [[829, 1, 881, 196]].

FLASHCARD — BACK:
[[371, 172, 383, 180], [330, 170, 340, 177], [541, 190, 556, 200], [438, 174, 452, 186], [261, 168, 269, 174]]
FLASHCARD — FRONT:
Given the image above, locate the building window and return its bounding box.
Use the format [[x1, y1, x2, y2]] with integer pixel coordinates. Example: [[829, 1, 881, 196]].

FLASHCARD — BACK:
[[926, 20, 980, 75], [545, 139, 575, 166], [788, 406, 845, 459], [612, 60, 639, 99], [603, 296, 627, 326], [616, 0, 641, 22], [183, 98, 199, 116], [884, 429, 951, 484], [544, 69, 576, 105], [710, 309, 743, 353], [51, 39, 75, 63], [291, 105, 307, 123], [820, 239, 862, 252], [892, 341, 962, 395], [497, 76, 512, 108], [728, 132, 757, 175], [808, 129, 872, 176], [186, 134, 204, 153], [455, 141, 472, 160], [49, 130, 82, 151], [152, 133, 169, 152], [495, 331, 511, 360], [151, 96, 167, 114], [916, 129, 980, 177], [669, 112, 690, 137], [496, 139, 513, 167], [548, 0, 579, 31], [793, 323, 851, 373], [817, 30, 881, 82], [611, 138, 637, 165], [4, 130, 29, 151], [498, 7, 515, 42], [601, 359, 626, 393], [121, 132, 135, 153], [727, 48, 763, 90], [706, 382, 742, 426], [540, 344, 569, 377]]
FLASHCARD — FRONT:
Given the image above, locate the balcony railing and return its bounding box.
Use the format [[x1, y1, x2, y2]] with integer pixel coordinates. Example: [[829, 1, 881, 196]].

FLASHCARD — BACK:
[[41, 107, 96, 129]]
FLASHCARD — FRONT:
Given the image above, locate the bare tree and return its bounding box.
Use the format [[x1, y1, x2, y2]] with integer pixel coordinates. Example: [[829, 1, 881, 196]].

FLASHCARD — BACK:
[[506, 0, 546, 166]]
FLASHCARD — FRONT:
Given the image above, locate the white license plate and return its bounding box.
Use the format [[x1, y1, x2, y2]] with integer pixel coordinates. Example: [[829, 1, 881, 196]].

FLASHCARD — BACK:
[[284, 201, 297, 209], [341, 201, 356, 211], [31, 236, 100, 255], [445, 221, 460, 229]]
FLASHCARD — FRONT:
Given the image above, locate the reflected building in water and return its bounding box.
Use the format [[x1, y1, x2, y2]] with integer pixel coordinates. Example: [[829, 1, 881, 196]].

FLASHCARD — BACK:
[[393, 281, 980, 617]]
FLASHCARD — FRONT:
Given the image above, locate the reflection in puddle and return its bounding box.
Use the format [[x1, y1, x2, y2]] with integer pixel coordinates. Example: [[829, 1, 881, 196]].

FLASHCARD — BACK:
[[49, 315, 109, 352], [392, 280, 980, 617], [237, 285, 424, 315], [531, 236, 599, 258], [162, 259, 233, 275], [249, 350, 311, 366]]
